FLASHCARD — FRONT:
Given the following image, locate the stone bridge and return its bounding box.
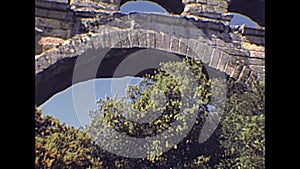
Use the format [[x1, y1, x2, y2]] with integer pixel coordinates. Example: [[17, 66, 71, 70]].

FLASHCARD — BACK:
[[35, 0, 265, 106]]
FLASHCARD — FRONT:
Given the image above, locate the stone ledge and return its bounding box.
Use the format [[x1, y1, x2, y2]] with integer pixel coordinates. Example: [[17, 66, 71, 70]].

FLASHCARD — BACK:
[[37, 0, 68, 4], [230, 25, 265, 37], [243, 26, 265, 37], [35, 7, 75, 21], [35, 16, 74, 30], [35, 0, 70, 11], [70, 0, 119, 11]]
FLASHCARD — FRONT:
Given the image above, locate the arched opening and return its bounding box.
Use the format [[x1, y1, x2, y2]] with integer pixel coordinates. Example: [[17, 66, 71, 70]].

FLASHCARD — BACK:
[[36, 47, 186, 127], [35, 13, 236, 128], [120, 1, 168, 14], [36, 46, 225, 128], [228, 0, 265, 27], [230, 13, 260, 28], [38, 76, 144, 127], [120, 0, 184, 14]]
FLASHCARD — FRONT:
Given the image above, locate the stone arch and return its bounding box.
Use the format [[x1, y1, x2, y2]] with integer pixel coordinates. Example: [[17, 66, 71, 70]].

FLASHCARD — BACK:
[[35, 13, 257, 106]]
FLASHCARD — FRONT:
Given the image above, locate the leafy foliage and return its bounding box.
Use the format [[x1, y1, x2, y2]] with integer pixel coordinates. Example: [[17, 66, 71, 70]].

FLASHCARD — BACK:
[[85, 58, 212, 168], [35, 109, 103, 169], [215, 82, 265, 168], [35, 58, 265, 168]]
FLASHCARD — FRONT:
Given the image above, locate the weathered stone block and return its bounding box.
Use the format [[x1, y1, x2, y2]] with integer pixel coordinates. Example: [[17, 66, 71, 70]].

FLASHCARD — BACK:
[[136, 30, 147, 47], [157, 33, 170, 52], [231, 58, 247, 79], [200, 45, 214, 64], [178, 38, 188, 56], [243, 27, 265, 37], [187, 39, 198, 50], [214, 38, 226, 47], [213, 5, 227, 13], [35, 54, 51, 73], [36, 0, 69, 11], [243, 35, 265, 45], [47, 10, 74, 21], [197, 0, 207, 4], [248, 58, 264, 65], [154, 32, 163, 50], [225, 65, 235, 77], [218, 0, 228, 9], [241, 42, 265, 52], [221, 14, 233, 21], [249, 50, 265, 58], [120, 37, 131, 48], [42, 0, 68, 3], [186, 47, 198, 59], [36, 17, 73, 30], [232, 41, 242, 49], [207, 0, 219, 6], [108, 31, 125, 48], [256, 73, 265, 81], [113, 31, 129, 48], [109, 31, 125, 48], [216, 52, 230, 71], [230, 31, 243, 41], [146, 31, 157, 49], [100, 0, 119, 5], [192, 42, 205, 59], [35, 8, 49, 17], [224, 57, 239, 76], [91, 35, 102, 49], [38, 36, 64, 52], [127, 30, 138, 48], [182, 0, 198, 4], [208, 22, 226, 31], [186, 39, 198, 57], [170, 36, 180, 53], [200, 4, 208, 12], [42, 28, 71, 39], [183, 4, 203, 14], [102, 33, 112, 48], [209, 48, 222, 68], [237, 66, 251, 82], [199, 12, 221, 19], [250, 65, 265, 74], [206, 5, 215, 12]]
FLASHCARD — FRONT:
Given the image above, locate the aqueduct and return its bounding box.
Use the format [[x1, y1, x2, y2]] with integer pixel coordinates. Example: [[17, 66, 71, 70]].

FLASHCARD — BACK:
[[35, 0, 265, 106]]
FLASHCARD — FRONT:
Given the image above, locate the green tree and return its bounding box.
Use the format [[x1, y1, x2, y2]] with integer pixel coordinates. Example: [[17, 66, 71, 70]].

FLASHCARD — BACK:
[[215, 81, 265, 169], [35, 109, 103, 169], [35, 58, 265, 168], [85, 58, 213, 168]]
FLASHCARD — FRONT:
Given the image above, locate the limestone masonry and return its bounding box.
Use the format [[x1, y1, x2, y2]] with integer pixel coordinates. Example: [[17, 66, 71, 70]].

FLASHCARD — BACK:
[[35, 0, 265, 106]]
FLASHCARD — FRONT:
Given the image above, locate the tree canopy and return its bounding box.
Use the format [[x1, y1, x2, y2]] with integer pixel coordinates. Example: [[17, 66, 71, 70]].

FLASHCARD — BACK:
[[35, 58, 265, 168]]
